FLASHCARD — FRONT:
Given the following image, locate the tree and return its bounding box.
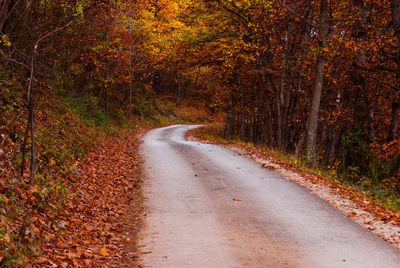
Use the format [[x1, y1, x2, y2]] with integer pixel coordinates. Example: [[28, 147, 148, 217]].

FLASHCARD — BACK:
[[306, 0, 330, 165]]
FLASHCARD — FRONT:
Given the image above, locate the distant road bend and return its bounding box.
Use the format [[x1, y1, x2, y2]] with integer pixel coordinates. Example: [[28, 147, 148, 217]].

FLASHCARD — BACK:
[[138, 125, 400, 267]]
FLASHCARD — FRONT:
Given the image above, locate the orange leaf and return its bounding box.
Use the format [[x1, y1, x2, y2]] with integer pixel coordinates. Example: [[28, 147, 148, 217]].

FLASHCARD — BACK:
[[99, 247, 108, 257]]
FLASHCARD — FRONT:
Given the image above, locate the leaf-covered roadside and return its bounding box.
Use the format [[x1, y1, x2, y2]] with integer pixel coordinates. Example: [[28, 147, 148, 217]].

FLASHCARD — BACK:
[[33, 132, 141, 267], [187, 125, 400, 248], [0, 83, 143, 266]]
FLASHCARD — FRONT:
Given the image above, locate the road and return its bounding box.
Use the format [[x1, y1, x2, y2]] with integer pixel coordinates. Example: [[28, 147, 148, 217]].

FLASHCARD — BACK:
[[138, 125, 400, 267]]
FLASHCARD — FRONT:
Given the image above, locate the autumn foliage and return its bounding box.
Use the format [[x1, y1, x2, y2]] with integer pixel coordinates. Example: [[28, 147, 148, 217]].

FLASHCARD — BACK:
[[178, 0, 400, 193], [3, 0, 400, 265]]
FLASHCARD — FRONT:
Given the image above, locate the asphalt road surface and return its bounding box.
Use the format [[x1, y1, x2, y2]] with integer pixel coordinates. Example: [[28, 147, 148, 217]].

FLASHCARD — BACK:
[[138, 125, 400, 267]]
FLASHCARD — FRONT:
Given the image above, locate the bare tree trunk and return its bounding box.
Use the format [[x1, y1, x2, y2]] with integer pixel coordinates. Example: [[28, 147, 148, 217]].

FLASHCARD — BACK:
[[388, 98, 400, 142], [29, 97, 35, 182], [105, 11, 109, 121], [275, 82, 282, 148], [29, 48, 37, 182], [389, 0, 400, 142], [306, 0, 329, 165], [177, 75, 182, 105], [324, 123, 343, 166], [21, 47, 37, 182], [249, 117, 254, 144], [368, 109, 375, 138], [20, 102, 31, 178], [240, 93, 245, 140], [280, 27, 292, 150], [225, 97, 233, 139], [129, 81, 132, 116], [129, 21, 133, 117]]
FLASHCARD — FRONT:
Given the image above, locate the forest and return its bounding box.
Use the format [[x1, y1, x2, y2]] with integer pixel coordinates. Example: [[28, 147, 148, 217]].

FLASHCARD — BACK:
[[2, 0, 400, 266]]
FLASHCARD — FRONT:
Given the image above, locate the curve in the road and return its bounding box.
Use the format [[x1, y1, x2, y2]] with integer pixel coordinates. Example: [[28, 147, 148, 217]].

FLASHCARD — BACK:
[[138, 125, 400, 268]]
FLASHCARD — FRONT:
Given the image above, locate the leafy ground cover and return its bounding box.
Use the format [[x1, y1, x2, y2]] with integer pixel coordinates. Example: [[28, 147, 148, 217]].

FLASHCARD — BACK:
[[33, 130, 141, 267]]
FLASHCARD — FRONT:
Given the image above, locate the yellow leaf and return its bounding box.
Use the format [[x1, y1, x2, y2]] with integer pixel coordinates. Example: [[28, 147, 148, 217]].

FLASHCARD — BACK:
[[49, 158, 56, 166], [99, 248, 108, 257]]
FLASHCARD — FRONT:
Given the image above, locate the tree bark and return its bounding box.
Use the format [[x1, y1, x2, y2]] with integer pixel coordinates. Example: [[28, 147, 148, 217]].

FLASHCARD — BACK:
[[389, 0, 400, 142], [306, 0, 329, 165], [29, 96, 35, 182], [21, 46, 37, 182], [105, 11, 109, 121], [388, 97, 400, 142], [275, 89, 282, 148], [225, 97, 233, 139], [129, 22, 133, 117], [240, 93, 245, 140], [20, 101, 32, 178]]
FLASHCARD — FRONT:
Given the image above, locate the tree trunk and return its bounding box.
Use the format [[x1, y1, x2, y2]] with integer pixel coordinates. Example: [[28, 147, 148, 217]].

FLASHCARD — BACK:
[[105, 11, 109, 121], [20, 102, 32, 178], [29, 97, 35, 182], [277, 28, 290, 150], [271, 75, 282, 148], [129, 22, 133, 117], [389, 0, 400, 142], [388, 97, 400, 142], [240, 94, 245, 140], [177, 75, 182, 105], [21, 47, 37, 182], [306, 0, 329, 165], [324, 123, 343, 166], [225, 97, 233, 139]]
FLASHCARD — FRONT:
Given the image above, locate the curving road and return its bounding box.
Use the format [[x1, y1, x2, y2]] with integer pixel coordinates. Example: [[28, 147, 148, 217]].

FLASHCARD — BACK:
[[138, 125, 400, 267]]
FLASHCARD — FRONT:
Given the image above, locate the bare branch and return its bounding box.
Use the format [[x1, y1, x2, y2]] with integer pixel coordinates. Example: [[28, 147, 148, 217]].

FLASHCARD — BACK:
[[2, 57, 29, 69], [274, 0, 316, 28]]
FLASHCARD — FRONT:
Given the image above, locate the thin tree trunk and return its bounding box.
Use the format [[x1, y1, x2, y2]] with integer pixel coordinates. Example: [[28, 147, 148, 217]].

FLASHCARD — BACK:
[[306, 0, 329, 165], [388, 98, 400, 142], [105, 11, 109, 121], [177, 75, 181, 105], [29, 47, 37, 182], [225, 97, 233, 139], [129, 21, 133, 117], [129, 82, 132, 116], [328, 124, 343, 166], [240, 93, 245, 140], [275, 83, 282, 148], [29, 98, 35, 182], [280, 27, 292, 150], [20, 104, 31, 178], [389, 0, 400, 142], [21, 46, 37, 182]]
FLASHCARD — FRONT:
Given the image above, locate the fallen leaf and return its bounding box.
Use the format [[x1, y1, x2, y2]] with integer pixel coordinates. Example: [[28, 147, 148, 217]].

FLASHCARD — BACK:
[[347, 212, 357, 217], [99, 247, 108, 257]]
